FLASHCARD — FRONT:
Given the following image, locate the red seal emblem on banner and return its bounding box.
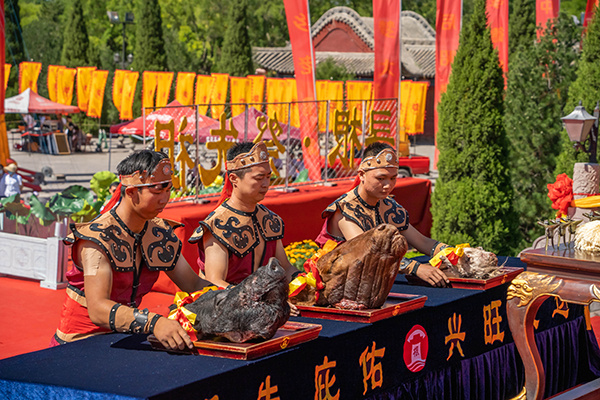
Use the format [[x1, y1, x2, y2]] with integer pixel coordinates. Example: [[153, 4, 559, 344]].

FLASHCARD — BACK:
[[403, 325, 428, 372]]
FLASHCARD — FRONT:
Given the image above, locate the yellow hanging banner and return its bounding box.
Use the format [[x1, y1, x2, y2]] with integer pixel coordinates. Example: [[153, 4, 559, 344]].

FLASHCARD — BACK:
[[87, 70, 109, 119], [4, 64, 11, 91], [195, 74, 212, 115], [399, 81, 412, 136], [112, 70, 128, 113], [76, 66, 97, 112], [175, 72, 196, 106], [405, 81, 429, 135], [346, 80, 372, 120], [285, 78, 300, 127], [328, 81, 345, 120], [57, 68, 77, 105], [47, 65, 64, 103], [19, 61, 42, 93], [120, 71, 139, 120], [266, 78, 286, 122], [248, 75, 266, 107], [210, 73, 229, 119], [316, 80, 329, 131], [142, 71, 158, 111], [155, 71, 174, 108], [230, 77, 250, 117]]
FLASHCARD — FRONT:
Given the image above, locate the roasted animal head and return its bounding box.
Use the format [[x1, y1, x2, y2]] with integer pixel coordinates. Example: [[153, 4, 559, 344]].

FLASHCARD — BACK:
[[185, 258, 290, 343], [441, 247, 500, 279], [307, 224, 407, 309]]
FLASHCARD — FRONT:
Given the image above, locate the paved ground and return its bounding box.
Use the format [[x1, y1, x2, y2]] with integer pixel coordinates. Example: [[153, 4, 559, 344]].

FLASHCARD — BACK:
[[8, 131, 438, 202]]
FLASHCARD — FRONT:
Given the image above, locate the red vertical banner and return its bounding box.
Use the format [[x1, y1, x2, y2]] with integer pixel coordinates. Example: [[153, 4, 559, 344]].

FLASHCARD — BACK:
[[536, 0, 560, 34], [434, 0, 462, 167], [487, 0, 508, 75], [283, 0, 320, 181], [584, 0, 599, 28], [373, 0, 401, 100], [0, 0, 9, 164]]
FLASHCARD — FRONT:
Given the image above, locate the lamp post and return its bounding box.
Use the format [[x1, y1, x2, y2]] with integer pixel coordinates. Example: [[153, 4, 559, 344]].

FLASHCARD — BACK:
[[561, 101, 599, 164], [107, 11, 135, 70]]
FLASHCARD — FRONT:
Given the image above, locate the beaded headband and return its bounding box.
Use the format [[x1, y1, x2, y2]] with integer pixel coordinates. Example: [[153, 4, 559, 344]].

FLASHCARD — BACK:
[[359, 149, 399, 172], [225, 142, 269, 172], [120, 158, 173, 187]]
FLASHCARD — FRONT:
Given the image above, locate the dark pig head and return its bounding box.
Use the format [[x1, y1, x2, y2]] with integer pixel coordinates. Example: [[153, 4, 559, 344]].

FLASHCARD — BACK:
[[184, 257, 291, 343]]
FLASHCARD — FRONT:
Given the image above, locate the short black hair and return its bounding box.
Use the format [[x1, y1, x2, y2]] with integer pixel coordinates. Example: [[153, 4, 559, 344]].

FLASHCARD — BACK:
[[363, 142, 394, 158], [109, 181, 120, 189], [117, 150, 168, 176], [227, 142, 256, 178]]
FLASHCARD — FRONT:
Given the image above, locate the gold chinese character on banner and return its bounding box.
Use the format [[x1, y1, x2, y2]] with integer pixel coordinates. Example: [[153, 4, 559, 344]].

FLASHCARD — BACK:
[[327, 108, 362, 169], [255, 113, 285, 177], [377, 20, 396, 38], [490, 27, 505, 43], [199, 113, 238, 186], [154, 118, 195, 190], [359, 341, 385, 395], [299, 55, 313, 76], [445, 313, 466, 360], [483, 300, 505, 344], [540, 0, 553, 12], [257, 375, 280, 400], [367, 110, 395, 146], [293, 13, 309, 32], [552, 297, 569, 319], [442, 14, 456, 30], [315, 356, 340, 400], [440, 50, 457, 67]]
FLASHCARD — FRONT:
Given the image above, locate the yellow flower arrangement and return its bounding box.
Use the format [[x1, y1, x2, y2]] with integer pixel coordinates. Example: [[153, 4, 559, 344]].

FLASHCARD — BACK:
[[284, 239, 320, 271]]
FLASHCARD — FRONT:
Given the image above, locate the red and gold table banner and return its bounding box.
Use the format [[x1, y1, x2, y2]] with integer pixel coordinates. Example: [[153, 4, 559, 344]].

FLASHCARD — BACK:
[[87, 70, 109, 119], [195, 74, 212, 115], [486, 0, 508, 75], [373, 0, 401, 101], [230, 77, 250, 117], [210, 73, 229, 119], [120, 71, 139, 120], [57, 67, 77, 105], [76, 66, 96, 112], [19, 61, 42, 93], [175, 72, 196, 106]]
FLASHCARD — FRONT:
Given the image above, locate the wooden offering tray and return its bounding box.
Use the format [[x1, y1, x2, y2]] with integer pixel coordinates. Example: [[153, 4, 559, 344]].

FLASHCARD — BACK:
[[406, 266, 524, 290], [148, 321, 322, 360], [295, 292, 427, 323]]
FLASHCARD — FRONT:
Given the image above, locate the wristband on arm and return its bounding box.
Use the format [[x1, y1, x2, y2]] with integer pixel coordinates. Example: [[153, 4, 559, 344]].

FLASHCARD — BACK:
[[108, 304, 162, 334], [399, 257, 422, 276], [430, 241, 450, 258]]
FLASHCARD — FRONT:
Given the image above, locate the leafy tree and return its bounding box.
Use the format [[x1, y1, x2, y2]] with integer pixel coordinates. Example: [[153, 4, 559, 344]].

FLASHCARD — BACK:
[[315, 58, 354, 81], [61, 0, 90, 68], [508, 0, 535, 56], [432, 0, 517, 255], [132, 0, 167, 72], [5, 0, 27, 97], [505, 14, 580, 248], [556, 6, 600, 176], [216, 0, 254, 77]]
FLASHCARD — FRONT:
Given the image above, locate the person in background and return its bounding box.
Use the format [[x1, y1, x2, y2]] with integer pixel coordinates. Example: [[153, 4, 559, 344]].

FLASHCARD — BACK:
[[1, 162, 23, 199]]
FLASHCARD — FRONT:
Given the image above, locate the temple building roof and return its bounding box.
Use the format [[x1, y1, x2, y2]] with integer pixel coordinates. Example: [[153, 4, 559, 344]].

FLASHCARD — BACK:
[[253, 7, 436, 79]]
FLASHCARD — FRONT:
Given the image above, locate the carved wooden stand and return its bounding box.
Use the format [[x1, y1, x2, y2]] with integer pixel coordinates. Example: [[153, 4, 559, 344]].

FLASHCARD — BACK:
[[508, 248, 600, 400]]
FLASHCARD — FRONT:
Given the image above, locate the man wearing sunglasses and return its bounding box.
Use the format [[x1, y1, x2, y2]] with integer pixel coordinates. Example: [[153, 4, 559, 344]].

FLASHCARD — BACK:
[[53, 150, 213, 351]]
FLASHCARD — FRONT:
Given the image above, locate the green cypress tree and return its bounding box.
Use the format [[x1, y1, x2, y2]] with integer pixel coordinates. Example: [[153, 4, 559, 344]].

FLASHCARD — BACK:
[[132, 0, 167, 72], [505, 14, 580, 248], [216, 0, 254, 77], [508, 0, 536, 56], [432, 0, 517, 255], [5, 0, 27, 97], [555, 6, 600, 176], [60, 0, 90, 67]]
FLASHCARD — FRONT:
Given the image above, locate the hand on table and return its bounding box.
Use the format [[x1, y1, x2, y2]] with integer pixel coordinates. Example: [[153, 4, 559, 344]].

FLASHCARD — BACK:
[[288, 301, 300, 316], [416, 264, 450, 288], [153, 317, 194, 350]]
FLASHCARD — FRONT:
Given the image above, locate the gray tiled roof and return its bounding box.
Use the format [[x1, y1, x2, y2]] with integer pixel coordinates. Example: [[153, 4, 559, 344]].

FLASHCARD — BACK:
[[253, 7, 436, 79]]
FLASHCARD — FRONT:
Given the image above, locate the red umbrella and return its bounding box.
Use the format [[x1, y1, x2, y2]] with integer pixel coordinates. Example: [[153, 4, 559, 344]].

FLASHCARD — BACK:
[[4, 89, 80, 114], [116, 100, 218, 142]]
